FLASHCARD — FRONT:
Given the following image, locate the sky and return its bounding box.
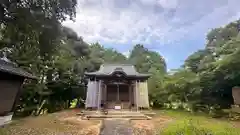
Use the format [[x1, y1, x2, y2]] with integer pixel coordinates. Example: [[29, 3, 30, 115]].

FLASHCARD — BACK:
[[63, 0, 240, 70]]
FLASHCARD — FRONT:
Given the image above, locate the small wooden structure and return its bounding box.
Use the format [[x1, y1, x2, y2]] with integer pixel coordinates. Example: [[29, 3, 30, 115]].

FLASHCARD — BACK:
[[0, 59, 36, 126], [232, 86, 240, 105], [84, 64, 151, 111]]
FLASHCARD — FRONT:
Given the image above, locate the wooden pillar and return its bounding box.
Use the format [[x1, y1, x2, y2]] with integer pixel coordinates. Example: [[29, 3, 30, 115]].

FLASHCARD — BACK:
[[104, 84, 107, 102], [145, 80, 150, 108], [133, 83, 136, 108], [94, 78, 98, 109], [129, 84, 131, 106], [101, 83, 106, 104], [135, 80, 138, 111], [97, 80, 102, 110], [117, 84, 119, 101], [85, 79, 90, 109]]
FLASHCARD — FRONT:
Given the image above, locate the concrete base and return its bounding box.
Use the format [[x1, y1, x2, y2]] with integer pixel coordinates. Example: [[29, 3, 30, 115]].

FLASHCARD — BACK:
[[0, 112, 13, 126], [78, 110, 153, 120], [141, 111, 156, 117]]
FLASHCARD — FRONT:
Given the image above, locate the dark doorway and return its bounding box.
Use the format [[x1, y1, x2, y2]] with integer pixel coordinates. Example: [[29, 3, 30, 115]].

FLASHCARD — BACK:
[[106, 84, 117, 102], [106, 84, 130, 109]]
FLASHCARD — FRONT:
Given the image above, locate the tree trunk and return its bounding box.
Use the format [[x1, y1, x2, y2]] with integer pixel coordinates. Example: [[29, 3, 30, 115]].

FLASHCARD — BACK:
[[184, 93, 189, 102], [35, 99, 46, 116]]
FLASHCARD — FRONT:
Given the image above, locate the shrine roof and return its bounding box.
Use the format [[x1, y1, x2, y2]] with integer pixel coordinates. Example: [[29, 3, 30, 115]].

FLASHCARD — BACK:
[[85, 64, 150, 78], [0, 59, 37, 79]]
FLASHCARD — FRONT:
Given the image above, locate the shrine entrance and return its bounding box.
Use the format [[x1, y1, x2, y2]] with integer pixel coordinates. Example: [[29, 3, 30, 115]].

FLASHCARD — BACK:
[[106, 83, 133, 109]]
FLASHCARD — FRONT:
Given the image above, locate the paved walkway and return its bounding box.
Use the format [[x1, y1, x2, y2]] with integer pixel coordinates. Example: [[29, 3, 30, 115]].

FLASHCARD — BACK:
[[100, 119, 133, 135]]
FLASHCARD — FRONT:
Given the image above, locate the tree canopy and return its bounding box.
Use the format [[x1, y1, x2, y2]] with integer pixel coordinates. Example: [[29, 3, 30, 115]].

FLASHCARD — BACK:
[[160, 19, 240, 114]]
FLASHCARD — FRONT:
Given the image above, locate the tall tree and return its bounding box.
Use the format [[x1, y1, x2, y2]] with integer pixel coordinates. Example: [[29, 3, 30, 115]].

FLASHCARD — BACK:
[[184, 49, 212, 73], [128, 44, 166, 106], [129, 44, 166, 74], [0, 0, 87, 116]]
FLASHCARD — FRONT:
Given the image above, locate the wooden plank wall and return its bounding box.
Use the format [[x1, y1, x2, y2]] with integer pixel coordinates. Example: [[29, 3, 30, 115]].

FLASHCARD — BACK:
[[0, 80, 22, 115], [136, 81, 150, 108], [85, 81, 99, 108]]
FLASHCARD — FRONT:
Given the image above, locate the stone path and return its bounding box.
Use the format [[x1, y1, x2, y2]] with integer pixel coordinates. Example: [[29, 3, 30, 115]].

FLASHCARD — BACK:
[[100, 119, 133, 135]]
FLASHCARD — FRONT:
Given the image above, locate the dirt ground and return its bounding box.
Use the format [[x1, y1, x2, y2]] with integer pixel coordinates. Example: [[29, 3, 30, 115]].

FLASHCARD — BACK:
[[0, 110, 174, 135], [2, 110, 239, 135], [131, 115, 173, 135], [0, 110, 101, 135]]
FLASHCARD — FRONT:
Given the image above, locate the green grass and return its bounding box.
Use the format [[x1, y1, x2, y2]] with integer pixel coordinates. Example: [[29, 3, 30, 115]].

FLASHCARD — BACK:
[[156, 110, 240, 135]]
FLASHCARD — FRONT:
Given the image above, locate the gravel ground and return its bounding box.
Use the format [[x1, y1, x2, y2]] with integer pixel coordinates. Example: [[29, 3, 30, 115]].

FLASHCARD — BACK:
[[100, 119, 133, 135]]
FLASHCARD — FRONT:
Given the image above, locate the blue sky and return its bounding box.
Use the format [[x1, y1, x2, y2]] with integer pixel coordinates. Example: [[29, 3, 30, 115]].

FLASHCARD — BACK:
[[63, 0, 240, 70]]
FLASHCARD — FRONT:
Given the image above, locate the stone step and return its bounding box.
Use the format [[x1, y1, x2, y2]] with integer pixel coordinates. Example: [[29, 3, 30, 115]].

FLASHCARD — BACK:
[[107, 112, 143, 115], [78, 111, 144, 116], [82, 114, 152, 120], [141, 111, 156, 117]]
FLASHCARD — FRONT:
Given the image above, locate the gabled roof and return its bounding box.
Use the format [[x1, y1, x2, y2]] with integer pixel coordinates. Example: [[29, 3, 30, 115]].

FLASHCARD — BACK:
[[85, 64, 150, 78], [0, 59, 37, 79]]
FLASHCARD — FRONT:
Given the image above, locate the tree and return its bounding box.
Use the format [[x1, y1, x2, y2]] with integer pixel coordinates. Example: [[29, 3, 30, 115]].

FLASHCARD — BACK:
[[184, 50, 211, 73], [206, 20, 240, 48], [128, 44, 167, 106], [157, 19, 240, 113], [0, 0, 87, 116], [84, 43, 128, 72], [129, 44, 166, 74], [162, 69, 201, 110]]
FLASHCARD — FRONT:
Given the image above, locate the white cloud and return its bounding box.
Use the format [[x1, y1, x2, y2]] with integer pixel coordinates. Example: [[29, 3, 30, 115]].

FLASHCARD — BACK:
[[122, 51, 130, 58], [63, 0, 240, 47], [157, 0, 178, 9]]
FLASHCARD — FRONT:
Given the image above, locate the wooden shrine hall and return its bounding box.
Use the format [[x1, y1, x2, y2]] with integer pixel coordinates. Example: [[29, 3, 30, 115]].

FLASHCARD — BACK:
[[0, 59, 36, 126], [84, 64, 151, 110]]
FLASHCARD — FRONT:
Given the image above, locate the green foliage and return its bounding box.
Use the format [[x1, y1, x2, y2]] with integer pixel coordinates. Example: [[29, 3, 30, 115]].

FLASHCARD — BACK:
[[184, 49, 212, 73], [129, 44, 166, 73], [161, 119, 239, 135], [83, 43, 128, 72], [206, 20, 240, 48], [158, 19, 240, 115], [0, 0, 84, 117], [159, 110, 240, 135], [157, 69, 201, 111], [127, 44, 167, 107]]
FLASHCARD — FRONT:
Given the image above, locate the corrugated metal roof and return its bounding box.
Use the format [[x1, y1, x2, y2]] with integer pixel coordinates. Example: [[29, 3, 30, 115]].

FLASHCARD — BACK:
[[85, 64, 150, 77], [0, 59, 37, 79]]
